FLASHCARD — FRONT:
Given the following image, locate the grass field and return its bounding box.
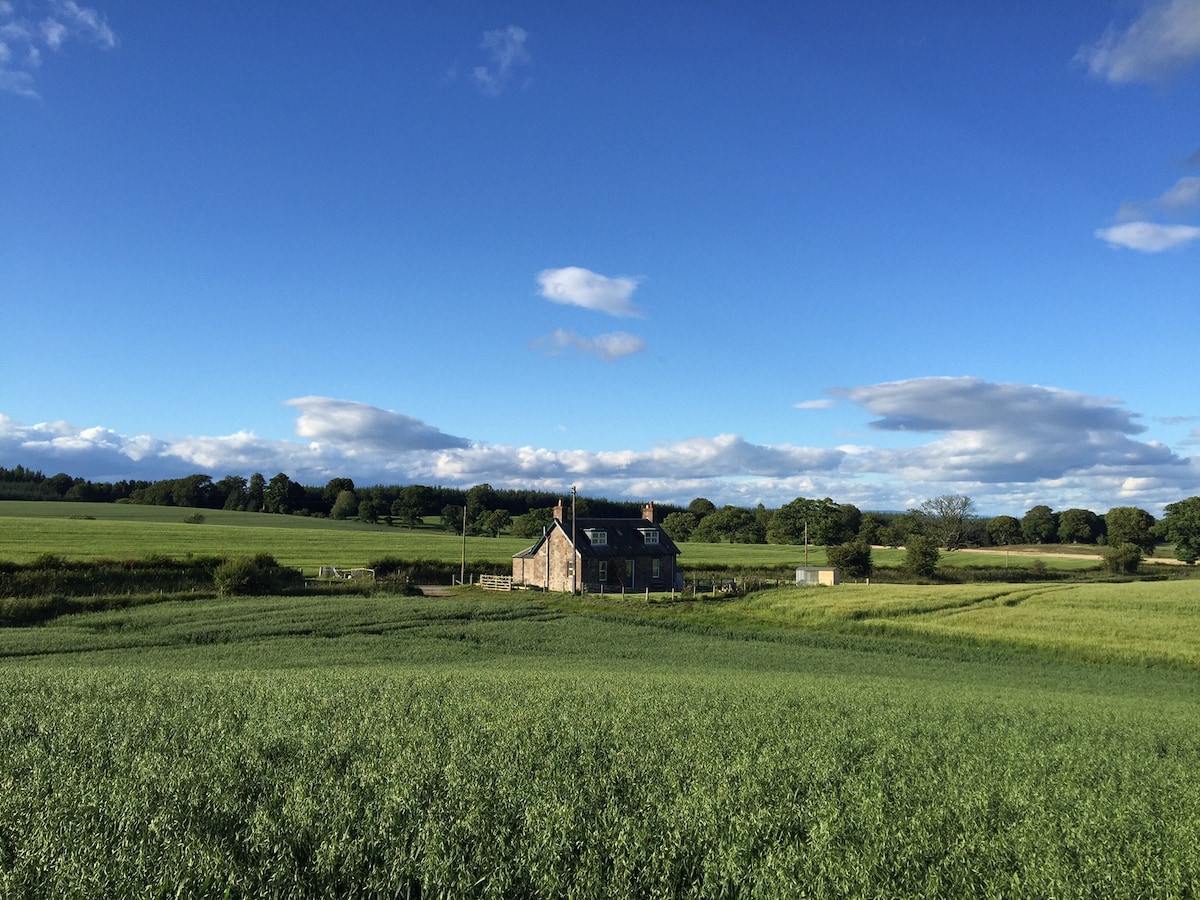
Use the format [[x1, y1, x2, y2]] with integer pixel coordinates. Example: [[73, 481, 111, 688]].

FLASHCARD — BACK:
[[0, 501, 1119, 575], [0, 501, 532, 570], [1, 580, 1198, 897]]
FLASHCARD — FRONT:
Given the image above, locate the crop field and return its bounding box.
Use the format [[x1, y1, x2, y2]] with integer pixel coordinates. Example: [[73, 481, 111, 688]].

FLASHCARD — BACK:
[[0, 501, 1113, 574], [0, 501, 532, 570], [1, 580, 1199, 898]]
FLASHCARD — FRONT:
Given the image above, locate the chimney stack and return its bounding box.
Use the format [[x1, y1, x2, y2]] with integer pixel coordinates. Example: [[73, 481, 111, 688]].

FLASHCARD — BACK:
[[554, 498, 565, 522], [642, 501, 656, 523]]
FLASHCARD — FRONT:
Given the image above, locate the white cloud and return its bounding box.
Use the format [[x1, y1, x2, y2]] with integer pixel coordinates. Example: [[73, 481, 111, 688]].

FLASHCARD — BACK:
[[1077, 0, 1200, 83], [473, 24, 530, 96], [1159, 175, 1200, 209], [1095, 221, 1200, 252], [2, 379, 1196, 515], [534, 328, 646, 361], [284, 397, 470, 453], [1, 0, 115, 96], [794, 399, 834, 410], [536, 266, 643, 317], [1115, 176, 1200, 221], [834, 377, 1184, 488], [39, 16, 65, 47]]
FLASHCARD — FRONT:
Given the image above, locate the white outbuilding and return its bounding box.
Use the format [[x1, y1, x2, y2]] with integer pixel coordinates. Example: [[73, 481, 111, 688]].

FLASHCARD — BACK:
[[795, 567, 840, 586]]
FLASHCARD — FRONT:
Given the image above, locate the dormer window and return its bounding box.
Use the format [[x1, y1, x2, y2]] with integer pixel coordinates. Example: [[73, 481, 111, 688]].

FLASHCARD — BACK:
[[586, 529, 607, 546], [640, 528, 659, 545]]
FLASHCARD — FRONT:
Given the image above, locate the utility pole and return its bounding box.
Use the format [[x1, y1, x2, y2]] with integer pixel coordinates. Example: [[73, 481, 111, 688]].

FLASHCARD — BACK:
[[804, 520, 809, 567], [460, 504, 467, 586], [571, 485, 577, 595]]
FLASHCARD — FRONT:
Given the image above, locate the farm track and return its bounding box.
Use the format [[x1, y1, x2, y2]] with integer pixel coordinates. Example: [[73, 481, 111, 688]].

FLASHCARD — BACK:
[[967, 546, 1187, 565]]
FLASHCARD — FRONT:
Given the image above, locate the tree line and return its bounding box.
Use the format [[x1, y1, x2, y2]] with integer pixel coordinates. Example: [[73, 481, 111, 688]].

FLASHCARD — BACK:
[[3, 465, 1197, 565], [0, 467, 659, 532]]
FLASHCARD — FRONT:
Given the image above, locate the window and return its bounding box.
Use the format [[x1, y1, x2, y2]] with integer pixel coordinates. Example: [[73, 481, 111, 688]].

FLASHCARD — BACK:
[[640, 528, 659, 545], [587, 529, 607, 546], [598, 561, 608, 581], [651, 558, 661, 579]]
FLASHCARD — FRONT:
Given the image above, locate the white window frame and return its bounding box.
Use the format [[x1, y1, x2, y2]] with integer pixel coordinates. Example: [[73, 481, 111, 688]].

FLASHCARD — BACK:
[[598, 561, 608, 581], [641, 528, 660, 545], [589, 529, 608, 546], [651, 558, 661, 579]]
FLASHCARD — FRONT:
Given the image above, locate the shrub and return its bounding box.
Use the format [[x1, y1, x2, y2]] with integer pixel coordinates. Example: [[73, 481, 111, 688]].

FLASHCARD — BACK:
[[904, 536, 940, 579], [182, 513, 206, 525], [213, 554, 302, 596], [826, 540, 873, 579], [1103, 542, 1142, 576]]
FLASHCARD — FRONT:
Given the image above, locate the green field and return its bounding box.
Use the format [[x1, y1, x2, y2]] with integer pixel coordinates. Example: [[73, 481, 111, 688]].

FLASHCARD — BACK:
[[0, 501, 1113, 574], [1, 578, 1198, 897], [0, 501, 531, 570]]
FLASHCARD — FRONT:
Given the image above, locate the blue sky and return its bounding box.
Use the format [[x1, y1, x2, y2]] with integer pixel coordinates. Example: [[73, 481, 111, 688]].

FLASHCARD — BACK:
[[3, 0, 1199, 516]]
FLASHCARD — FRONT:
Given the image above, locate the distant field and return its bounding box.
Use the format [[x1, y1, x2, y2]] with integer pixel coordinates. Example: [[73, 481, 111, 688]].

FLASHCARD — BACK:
[[0, 501, 529, 570], [0, 501, 1112, 574], [1, 585, 1197, 897]]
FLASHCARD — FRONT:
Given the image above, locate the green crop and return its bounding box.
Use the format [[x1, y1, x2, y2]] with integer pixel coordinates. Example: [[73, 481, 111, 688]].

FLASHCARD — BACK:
[[1, 586, 1199, 897]]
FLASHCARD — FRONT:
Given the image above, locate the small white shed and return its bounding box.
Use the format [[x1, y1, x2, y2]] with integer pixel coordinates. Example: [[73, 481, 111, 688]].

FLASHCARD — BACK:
[[796, 567, 840, 586]]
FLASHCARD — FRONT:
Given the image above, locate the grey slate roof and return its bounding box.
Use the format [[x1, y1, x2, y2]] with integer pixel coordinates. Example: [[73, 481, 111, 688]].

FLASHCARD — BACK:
[[572, 517, 681, 559], [513, 517, 681, 559]]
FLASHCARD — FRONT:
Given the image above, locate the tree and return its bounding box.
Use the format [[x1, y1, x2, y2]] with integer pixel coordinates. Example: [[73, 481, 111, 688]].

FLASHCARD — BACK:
[[441, 504, 464, 533], [247, 473, 266, 512], [394, 485, 435, 528], [825, 540, 873, 579], [1157, 496, 1200, 565], [838, 503, 862, 540], [483, 509, 512, 537], [323, 478, 356, 510], [1103, 542, 1142, 575], [264, 472, 303, 514], [357, 499, 380, 524], [215, 475, 249, 511], [330, 490, 359, 520], [766, 497, 848, 546], [661, 511, 698, 542], [904, 535, 940, 578], [1021, 506, 1058, 544], [919, 495, 975, 550], [47, 472, 75, 497], [858, 512, 889, 546], [1057, 508, 1101, 544], [466, 483, 497, 525], [692, 506, 764, 543], [687, 497, 717, 519], [986, 515, 1021, 546], [511, 507, 554, 539], [1104, 507, 1157, 555]]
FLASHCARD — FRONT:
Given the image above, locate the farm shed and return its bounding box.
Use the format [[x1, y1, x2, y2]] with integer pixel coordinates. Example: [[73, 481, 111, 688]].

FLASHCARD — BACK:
[[513, 500, 682, 594], [796, 567, 840, 586]]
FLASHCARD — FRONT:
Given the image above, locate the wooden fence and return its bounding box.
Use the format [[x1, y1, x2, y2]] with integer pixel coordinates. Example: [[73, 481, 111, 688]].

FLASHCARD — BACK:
[[478, 574, 513, 592]]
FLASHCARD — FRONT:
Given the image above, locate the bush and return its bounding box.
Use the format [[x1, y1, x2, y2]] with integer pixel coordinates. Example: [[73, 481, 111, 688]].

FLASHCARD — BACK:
[[904, 536, 940, 579], [826, 540, 873, 579], [213, 554, 302, 596], [1103, 543, 1142, 576]]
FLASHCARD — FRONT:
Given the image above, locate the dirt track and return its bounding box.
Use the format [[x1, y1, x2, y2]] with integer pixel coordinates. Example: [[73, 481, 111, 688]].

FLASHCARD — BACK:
[[960, 547, 1186, 566]]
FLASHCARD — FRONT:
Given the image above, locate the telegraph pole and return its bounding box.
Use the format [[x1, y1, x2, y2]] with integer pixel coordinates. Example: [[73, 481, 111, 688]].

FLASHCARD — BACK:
[[571, 485, 578, 595], [460, 504, 467, 586]]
